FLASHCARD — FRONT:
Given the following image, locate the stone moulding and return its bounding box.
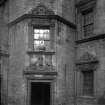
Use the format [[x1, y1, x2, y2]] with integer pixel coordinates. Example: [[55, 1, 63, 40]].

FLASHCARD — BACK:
[[23, 71, 57, 81], [75, 34, 105, 44], [23, 70, 57, 75], [27, 50, 55, 55], [8, 14, 76, 29], [23, 69, 57, 80]]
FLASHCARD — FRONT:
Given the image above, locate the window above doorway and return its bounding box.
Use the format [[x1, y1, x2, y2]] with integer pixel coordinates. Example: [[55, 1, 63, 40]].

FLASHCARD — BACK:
[[33, 28, 50, 51], [27, 4, 55, 52]]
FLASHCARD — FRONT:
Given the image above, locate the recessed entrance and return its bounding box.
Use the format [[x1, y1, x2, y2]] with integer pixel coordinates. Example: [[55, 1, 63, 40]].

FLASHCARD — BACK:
[[31, 82, 50, 105]]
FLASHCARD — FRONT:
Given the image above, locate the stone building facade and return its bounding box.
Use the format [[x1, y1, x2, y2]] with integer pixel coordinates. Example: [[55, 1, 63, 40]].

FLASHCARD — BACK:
[[0, 0, 105, 105]]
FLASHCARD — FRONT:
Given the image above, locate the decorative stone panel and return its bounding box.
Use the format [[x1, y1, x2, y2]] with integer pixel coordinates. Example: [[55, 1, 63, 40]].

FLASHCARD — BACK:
[[76, 52, 98, 71], [29, 4, 54, 15]]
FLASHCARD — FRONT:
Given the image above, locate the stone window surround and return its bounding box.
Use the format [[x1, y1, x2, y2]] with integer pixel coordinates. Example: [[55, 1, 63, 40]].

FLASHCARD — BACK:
[[29, 22, 55, 52], [24, 75, 56, 105], [76, 63, 97, 97], [76, 52, 98, 98], [27, 17, 55, 69], [76, 0, 96, 40]]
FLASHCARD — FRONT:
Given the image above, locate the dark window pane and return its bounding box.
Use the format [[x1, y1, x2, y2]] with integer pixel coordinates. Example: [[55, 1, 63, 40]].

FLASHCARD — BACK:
[[84, 24, 93, 36], [82, 71, 94, 96], [83, 10, 94, 37]]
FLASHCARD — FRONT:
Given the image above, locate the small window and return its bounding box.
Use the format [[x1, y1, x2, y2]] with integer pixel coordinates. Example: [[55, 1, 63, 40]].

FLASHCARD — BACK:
[[82, 70, 94, 96], [82, 10, 94, 37], [33, 28, 50, 50]]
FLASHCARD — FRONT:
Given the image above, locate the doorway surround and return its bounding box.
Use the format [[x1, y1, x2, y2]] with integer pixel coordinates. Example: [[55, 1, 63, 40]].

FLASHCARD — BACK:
[[24, 70, 57, 105]]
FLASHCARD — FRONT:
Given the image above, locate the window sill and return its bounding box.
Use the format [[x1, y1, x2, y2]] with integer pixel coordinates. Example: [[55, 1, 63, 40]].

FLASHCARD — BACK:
[[27, 50, 55, 55], [78, 95, 96, 99]]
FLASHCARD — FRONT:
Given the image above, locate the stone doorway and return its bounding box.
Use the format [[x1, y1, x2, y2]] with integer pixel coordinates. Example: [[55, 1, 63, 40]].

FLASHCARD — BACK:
[[30, 82, 51, 105]]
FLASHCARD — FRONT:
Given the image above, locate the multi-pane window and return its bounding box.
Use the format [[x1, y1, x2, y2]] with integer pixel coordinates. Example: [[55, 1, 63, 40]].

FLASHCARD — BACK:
[[33, 28, 50, 50], [82, 10, 94, 37], [82, 70, 94, 96]]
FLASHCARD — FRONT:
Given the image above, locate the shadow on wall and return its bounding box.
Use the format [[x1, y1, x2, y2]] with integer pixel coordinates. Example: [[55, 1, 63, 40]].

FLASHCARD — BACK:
[[97, 91, 105, 105]]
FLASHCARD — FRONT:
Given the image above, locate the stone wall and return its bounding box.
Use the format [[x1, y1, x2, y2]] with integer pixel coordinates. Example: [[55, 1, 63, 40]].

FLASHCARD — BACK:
[[8, 20, 29, 105], [55, 22, 75, 105], [0, 1, 9, 105], [62, 0, 75, 23]]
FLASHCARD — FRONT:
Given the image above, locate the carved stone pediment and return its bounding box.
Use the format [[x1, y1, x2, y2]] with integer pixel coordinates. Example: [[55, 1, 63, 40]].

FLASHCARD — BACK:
[[29, 4, 54, 15], [77, 52, 98, 64], [76, 52, 98, 71]]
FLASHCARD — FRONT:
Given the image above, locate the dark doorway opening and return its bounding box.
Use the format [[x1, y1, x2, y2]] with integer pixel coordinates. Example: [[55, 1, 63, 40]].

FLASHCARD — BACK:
[[31, 82, 50, 105]]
